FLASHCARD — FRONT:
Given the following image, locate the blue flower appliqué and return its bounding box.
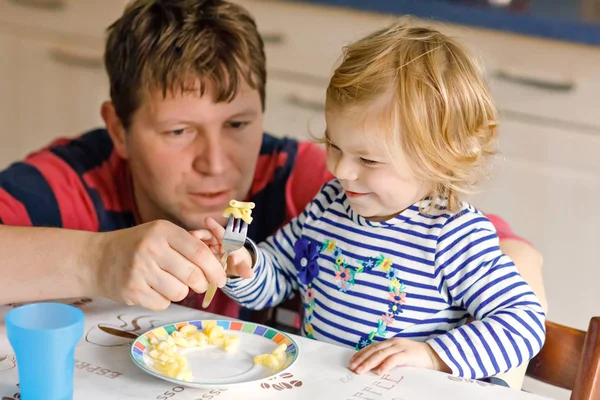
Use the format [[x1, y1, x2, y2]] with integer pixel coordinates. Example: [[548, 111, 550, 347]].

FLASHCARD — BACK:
[[294, 239, 321, 285]]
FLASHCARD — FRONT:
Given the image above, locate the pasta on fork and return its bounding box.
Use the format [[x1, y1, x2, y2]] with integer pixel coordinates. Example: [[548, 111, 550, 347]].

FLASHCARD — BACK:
[[222, 200, 255, 224]]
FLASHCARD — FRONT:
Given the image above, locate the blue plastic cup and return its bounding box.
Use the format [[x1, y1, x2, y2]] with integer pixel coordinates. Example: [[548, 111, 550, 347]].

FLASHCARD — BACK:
[[6, 302, 84, 400]]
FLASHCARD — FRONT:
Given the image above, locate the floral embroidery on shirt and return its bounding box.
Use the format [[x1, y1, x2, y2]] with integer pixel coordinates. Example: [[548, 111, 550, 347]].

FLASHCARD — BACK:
[[355, 263, 408, 350], [294, 237, 408, 345], [294, 239, 320, 285], [294, 238, 322, 339], [334, 265, 354, 292], [381, 313, 395, 325], [322, 241, 363, 292], [356, 319, 388, 351], [388, 286, 407, 305], [358, 257, 377, 271]]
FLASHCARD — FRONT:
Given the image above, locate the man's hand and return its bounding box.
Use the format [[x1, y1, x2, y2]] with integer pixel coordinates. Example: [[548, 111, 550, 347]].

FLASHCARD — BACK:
[[349, 338, 450, 375], [92, 220, 227, 311], [189, 217, 254, 280]]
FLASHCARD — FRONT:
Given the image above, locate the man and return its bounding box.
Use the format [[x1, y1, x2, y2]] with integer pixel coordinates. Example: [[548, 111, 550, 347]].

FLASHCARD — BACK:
[[0, 0, 546, 325]]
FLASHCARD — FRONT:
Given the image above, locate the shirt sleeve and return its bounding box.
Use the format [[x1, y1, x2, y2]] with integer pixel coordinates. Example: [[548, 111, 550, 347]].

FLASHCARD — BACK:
[[0, 140, 99, 231], [222, 180, 336, 310], [426, 210, 546, 379]]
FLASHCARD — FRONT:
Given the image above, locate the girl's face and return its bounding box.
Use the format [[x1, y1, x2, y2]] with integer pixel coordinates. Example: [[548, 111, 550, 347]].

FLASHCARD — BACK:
[[325, 110, 431, 221]]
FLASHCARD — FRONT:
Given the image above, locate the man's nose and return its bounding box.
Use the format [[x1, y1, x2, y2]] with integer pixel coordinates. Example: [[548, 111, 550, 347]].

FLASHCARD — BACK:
[[192, 133, 226, 175]]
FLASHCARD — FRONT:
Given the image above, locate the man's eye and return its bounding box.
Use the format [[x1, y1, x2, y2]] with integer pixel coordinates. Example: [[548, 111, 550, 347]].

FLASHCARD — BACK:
[[227, 121, 249, 129], [170, 128, 186, 136], [360, 157, 379, 166]]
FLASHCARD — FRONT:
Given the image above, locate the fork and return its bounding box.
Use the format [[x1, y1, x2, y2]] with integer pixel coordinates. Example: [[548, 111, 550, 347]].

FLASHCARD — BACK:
[[201, 214, 249, 308]]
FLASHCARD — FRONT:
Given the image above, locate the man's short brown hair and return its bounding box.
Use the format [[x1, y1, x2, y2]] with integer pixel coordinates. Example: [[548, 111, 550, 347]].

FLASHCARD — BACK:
[[105, 0, 266, 129]]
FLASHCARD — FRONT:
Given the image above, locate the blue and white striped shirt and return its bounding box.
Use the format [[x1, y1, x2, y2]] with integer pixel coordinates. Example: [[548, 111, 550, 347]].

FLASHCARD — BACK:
[[224, 179, 546, 378]]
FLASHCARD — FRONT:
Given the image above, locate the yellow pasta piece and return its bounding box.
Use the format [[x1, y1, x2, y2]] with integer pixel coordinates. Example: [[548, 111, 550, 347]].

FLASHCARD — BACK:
[[222, 206, 243, 219], [149, 349, 160, 360], [203, 321, 217, 332], [173, 337, 189, 347], [208, 325, 225, 340], [209, 337, 226, 346], [224, 335, 240, 353], [192, 331, 209, 347], [229, 200, 255, 209], [253, 354, 271, 365], [174, 354, 188, 369], [161, 361, 180, 378], [253, 343, 288, 370], [254, 354, 280, 369], [165, 347, 178, 357], [179, 325, 198, 335], [272, 343, 287, 363], [222, 200, 255, 224], [146, 328, 197, 381], [224, 334, 240, 346], [156, 341, 169, 351], [273, 343, 287, 354], [171, 330, 184, 339], [240, 208, 253, 224]]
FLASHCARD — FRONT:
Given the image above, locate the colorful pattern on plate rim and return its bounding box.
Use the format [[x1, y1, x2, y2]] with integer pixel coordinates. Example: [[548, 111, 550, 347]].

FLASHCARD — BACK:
[[131, 320, 298, 363]]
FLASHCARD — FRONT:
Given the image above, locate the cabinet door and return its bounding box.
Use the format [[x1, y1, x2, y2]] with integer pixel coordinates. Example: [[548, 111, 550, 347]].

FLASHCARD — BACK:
[[467, 117, 600, 331], [0, 29, 107, 168], [263, 75, 326, 142], [0, 0, 126, 40], [232, 0, 390, 82], [0, 30, 19, 167]]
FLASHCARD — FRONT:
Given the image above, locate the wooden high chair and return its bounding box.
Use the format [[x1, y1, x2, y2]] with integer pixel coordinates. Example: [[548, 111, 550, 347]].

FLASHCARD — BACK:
[[526, 317, 600, 400]]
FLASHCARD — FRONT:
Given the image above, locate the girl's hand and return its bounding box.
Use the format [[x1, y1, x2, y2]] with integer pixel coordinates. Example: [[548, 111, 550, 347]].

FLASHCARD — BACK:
[[190, 217, 254, 279], [349, 338, 450, 375]]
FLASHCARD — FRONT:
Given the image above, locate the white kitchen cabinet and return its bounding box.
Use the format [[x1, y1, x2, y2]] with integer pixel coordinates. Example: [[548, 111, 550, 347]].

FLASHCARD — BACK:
[[264, 74, 326, 142], [0, 0, 123, 169], [468, 117, 600, 330], [235, 0, 600, 132], [0, 0, 126, 40], [0, 30, 19, 168], [0, 28, 107, 168], [467, 116, 599, 400]]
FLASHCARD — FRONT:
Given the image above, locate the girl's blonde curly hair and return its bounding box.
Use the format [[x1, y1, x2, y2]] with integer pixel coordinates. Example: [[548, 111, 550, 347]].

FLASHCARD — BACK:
[[325, 18, 499, 212]]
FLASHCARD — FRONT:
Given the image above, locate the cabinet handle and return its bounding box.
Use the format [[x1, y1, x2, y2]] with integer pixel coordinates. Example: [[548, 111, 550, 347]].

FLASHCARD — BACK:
[[261, 32, 285, 44], [9, 0, 65, 10], [285, 93, 324, 112], [49, 46, 104, 70], [495, 68, 575, 92]]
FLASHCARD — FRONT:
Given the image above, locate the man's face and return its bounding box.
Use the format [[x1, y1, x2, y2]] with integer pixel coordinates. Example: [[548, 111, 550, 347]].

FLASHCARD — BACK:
[[117, 80, 263, 230]]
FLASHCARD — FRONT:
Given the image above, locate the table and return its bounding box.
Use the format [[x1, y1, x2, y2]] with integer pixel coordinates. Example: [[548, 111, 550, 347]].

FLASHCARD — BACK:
[[0, 297, 551, 399]]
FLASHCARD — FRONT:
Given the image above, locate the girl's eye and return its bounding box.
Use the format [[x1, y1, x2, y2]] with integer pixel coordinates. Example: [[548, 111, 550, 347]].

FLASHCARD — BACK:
[[360, 157, 379, 166], [327, 142, 340, 152], [170, 128, 185, 135]]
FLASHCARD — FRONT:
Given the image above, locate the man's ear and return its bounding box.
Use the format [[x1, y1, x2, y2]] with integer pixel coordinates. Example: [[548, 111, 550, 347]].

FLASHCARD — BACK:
[[101, 101, 129, 159]]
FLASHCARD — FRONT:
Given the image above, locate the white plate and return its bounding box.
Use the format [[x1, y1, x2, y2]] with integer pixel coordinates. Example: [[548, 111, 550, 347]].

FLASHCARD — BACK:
[[130, 319, 300, 388]]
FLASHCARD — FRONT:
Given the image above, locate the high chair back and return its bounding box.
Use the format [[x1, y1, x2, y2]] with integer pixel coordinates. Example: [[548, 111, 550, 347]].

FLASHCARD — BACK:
[[526, 317, 600, 400]]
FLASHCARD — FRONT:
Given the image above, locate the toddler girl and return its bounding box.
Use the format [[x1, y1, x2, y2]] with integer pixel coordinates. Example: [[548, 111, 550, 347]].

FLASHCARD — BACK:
[[198, 19, 545, 380]]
